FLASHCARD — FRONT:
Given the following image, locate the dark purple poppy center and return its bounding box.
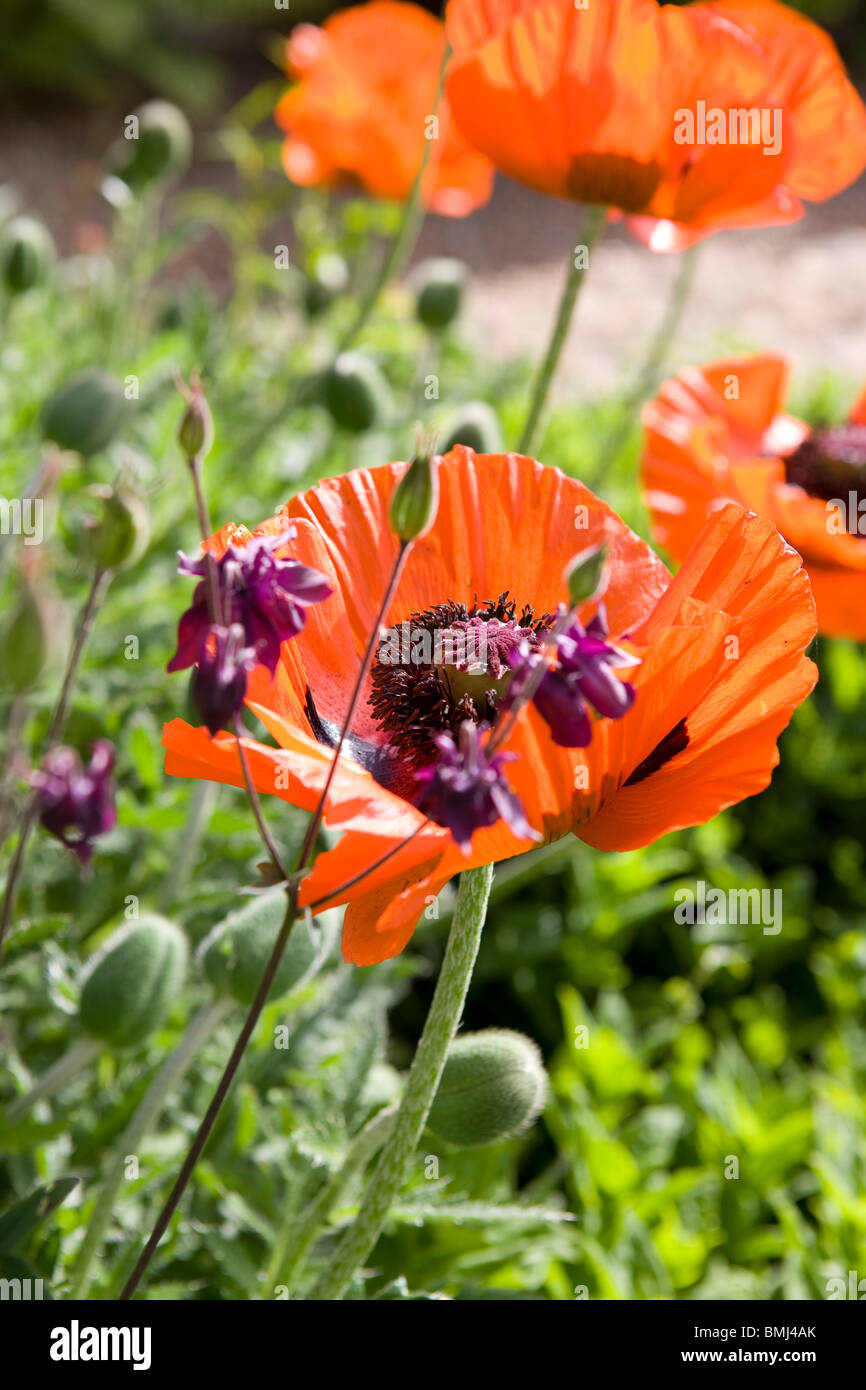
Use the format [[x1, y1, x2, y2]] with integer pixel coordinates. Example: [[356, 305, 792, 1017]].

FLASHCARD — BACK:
[[369, 593, 552, 770], [784, 424, 866, 527]]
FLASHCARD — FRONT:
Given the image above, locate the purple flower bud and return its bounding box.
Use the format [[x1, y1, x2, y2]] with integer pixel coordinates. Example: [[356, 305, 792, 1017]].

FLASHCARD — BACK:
[[509, 604, 639, 748], [415, 721, 539, 854], [168, 534, 332, 679], [31, 739, 117, 866], [191, 624, 258, 736]]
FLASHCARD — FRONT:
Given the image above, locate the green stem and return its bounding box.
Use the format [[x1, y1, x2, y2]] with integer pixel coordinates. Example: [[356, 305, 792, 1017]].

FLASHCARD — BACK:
[[69, 998, 230, 1298], [309, 862, 494, 1300], [0, 565, 111, 959], [158, 782, 217, 912], [6, 1036, 100, 1123], [263, 1104, 397, 1298], [517, 205, 607, 457], [589, 241, 699, 482]]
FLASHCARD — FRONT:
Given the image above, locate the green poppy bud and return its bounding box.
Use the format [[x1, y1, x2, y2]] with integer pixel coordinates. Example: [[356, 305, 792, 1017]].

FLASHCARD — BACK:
[[1, 583, 49, 692], [389, 444, 440, 542], [112, 101, 192, 189], [303, 253, 349, 317], [323, 352, 389, 433], [177, 378, 214, 461], [564, 542, 608, 608], [41, 368, 125, 458], [414, 258, 467, 330], [427, 1029, 547, 1148], [79, 915, 188, 1048], [87, 486, 149, 571], [440, 401, 504, 455], [199, 891, 317, 1007], [1, 216, 54, 294]]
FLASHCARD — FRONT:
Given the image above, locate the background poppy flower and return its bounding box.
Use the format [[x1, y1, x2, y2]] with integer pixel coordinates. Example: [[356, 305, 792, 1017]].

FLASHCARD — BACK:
[[444, 0, 866, 250], [275, 2, 494, 216], [641, 354, 866, 639], [163, 449, 816, 965]]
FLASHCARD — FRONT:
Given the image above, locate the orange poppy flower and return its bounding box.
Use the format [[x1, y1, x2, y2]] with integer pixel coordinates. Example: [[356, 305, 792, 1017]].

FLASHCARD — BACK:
[[163, 450, 816, 965], [642, 355, 866, 640], [274, 2, 494, 217], [444, 0, 866, 250]]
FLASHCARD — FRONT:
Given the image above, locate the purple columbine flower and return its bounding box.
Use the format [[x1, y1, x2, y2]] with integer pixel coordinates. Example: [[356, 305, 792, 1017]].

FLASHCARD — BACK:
[[191, 624, 258, 736], [509, 604, 640, 748], [31, 740, 117, 866], [415, 721, 539, 855], [168, 534, 333, 678]]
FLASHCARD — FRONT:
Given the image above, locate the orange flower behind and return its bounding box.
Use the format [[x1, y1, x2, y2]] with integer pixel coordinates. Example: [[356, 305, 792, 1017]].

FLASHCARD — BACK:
[[163, 450, 817, 966], [275, 2, 494, 216], [444, 0, 866, 250], [641, 355, 866, 639]]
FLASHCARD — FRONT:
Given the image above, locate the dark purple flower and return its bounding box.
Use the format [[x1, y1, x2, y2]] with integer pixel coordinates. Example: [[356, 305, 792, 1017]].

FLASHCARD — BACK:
[[415, 721, 539, 854], [509, 604, 639, 748], [191, 624, 258, 736], [31, 740, 117, 866], [168, 534, 332, 678]]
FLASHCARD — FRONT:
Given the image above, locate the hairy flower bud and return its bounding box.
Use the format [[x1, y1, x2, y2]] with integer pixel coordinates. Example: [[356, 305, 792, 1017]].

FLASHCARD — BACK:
[[323, 352, 389, 433], [427, 1029, 548, 1147], [1, 582, 51, 692], [303, 252, 349, 318], [1, 216, 54, 294], [440, 401, 503, 455], [389, 445, 440, 542], [41, 368, 125, 458], [78, 915, 188, 1048], [413, 257, 467, 330], [199, 892, 317, 1006]]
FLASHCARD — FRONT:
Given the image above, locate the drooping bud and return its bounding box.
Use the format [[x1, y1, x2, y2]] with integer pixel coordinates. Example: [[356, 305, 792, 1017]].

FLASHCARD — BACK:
[[31, 740, 117, 865], [111, 100, 193, 190], [322, 352, 389, 433], [303, 252, 349, 318], [564, 542, 608, 609], [177, 374, 214, 461], [200, 891, 317, 1006], [86, 486, 149, 571], [389, 440, 440, 542], [41, 368, 125, 458], [440, 401, 504, 455], [413, 257, 467, 330], [1, 216, 54, 294], [415, 721, 538, 854], [427, 1029, 548, 1148], [190, 623, 258, 736], [78, 914, 188, 1048]]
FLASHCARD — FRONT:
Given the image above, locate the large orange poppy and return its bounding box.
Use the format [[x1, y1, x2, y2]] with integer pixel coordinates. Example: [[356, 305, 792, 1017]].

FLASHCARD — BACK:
[[444, 0, 866, 250], [163, 450, 816, 965], [642, 355, 866, 640], [274, 2, 494, 217]]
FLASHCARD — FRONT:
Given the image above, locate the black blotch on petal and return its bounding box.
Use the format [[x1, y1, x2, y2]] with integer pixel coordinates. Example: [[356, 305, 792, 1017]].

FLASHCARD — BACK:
[[624, 717, 690, 786]]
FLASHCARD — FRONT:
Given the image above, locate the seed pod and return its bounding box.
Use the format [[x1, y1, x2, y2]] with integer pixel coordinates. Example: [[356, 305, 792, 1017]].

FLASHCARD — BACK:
[[200, 891, 317, 1007], [177, 378, 213, 462], [1, 216, 54, 294], [79, 915, 188, 1048], [414, 258, 467, 330], [390, 446, 440, 542], [0, 582, 52, 692], [427, 1029, 547, 1148], [303, 253, 349, 317], [323, 352, 389, 433], [88, 487, 150, 571], [41, 368, 125, 458], [440, 402, 504, 455], [113, 101, 193, 188]]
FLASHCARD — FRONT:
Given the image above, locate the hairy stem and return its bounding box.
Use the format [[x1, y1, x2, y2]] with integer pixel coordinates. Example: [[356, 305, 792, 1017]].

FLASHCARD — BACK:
[[309, 862, 494, 1300]]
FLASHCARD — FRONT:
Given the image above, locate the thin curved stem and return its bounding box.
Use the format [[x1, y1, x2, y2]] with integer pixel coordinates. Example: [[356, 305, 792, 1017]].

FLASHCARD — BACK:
[[309, 862, 494, 1300], [6, 1036, 100, 1124], [69, 998, 230, 1298], [233, 715, 291, 883], [0, 565, 111, 959], [517, 205, 607, 457], [589, 241, 700, 483]]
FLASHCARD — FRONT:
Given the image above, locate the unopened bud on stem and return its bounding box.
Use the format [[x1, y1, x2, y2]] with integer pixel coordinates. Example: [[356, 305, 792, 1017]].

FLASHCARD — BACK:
[[564, 541, 608, 608], [389, 433, 440, 542], [177, 373, 214, 461]]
